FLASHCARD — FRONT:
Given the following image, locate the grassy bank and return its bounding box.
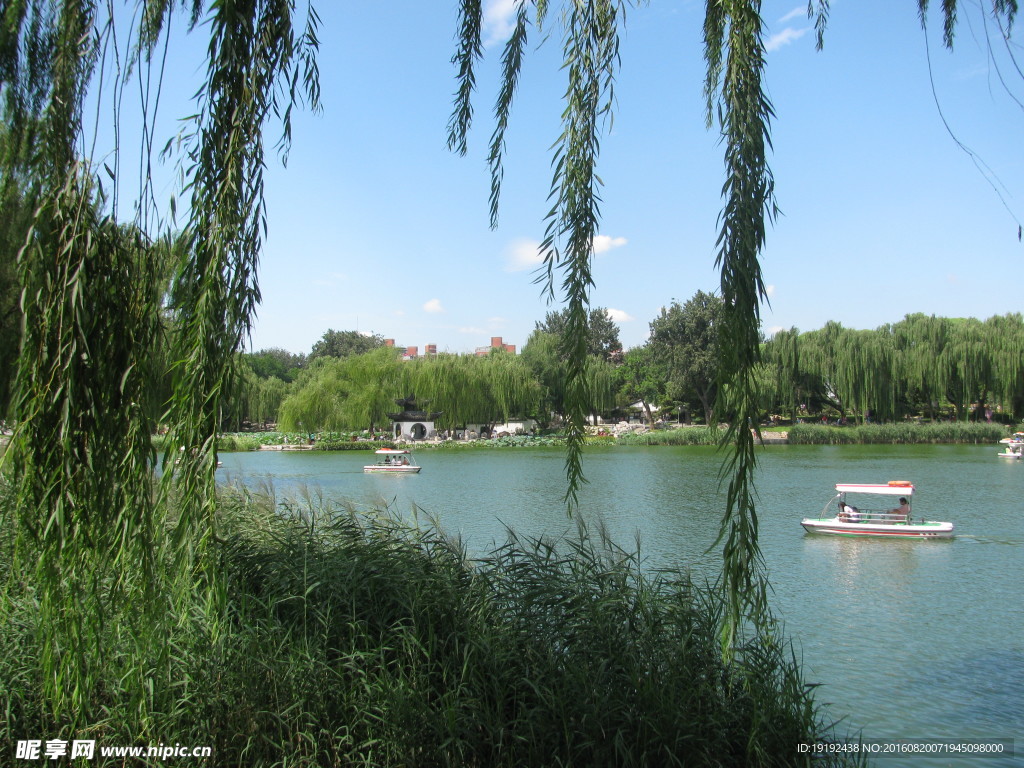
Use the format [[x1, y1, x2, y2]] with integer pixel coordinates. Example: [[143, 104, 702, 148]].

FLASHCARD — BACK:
[[154, 421, 1015, 458], [1, 485, 860, 766], [201, 422, 1012, 453]]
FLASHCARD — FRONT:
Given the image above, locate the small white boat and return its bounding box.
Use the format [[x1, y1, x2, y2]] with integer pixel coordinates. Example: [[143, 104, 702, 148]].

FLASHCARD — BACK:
[[997, 433, 1024, 459], [363, 448, 421, 473], [801, 482, 954, 539]]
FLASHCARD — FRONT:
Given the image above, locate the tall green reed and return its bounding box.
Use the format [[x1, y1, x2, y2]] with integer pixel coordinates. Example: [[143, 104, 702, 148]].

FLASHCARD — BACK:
[[788, 422, 1007, 445], [615, 427, 722, 446], [5, 484, 859, 765]]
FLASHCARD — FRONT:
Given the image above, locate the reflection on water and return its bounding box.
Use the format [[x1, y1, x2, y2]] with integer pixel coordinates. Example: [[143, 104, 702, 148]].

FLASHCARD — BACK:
[[220, 443, 1023, 766]]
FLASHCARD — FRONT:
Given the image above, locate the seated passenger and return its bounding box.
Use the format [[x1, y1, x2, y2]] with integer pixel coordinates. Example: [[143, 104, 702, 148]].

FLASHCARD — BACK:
[[888, 497, 910, 523], [838, 501, 861, 522]]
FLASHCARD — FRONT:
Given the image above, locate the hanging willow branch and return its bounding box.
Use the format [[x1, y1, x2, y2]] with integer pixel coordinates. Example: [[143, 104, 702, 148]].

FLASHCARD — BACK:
[[162, 0, 321, 578], [0, 0, 167, 724], [703, 0, 777, 651], [0, 0, 320, 725], [449, 0, 621, 510]]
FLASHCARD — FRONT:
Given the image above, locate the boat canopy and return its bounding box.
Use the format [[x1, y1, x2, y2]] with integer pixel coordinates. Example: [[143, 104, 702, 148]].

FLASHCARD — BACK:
[[375, 449, 412, 455], [835, 482, 914, 496]]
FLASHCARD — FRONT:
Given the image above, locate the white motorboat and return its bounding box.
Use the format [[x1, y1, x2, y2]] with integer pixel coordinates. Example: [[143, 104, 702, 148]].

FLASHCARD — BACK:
[[997, 433, 1024, 459], [801, 482, 954, 539], [363, 448, 421, 473]]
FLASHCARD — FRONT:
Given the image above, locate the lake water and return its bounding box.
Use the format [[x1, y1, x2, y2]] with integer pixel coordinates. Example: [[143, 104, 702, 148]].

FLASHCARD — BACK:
[[218, 443, 1022, 766]]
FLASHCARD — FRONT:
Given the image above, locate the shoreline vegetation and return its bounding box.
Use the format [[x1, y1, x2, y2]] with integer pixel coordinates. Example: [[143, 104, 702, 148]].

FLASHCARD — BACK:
[[189, 421, 1012, 454], [0, 483, 861, 766]]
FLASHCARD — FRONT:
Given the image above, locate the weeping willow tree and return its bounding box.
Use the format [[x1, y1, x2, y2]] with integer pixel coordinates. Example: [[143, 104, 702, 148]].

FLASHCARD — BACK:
[[765, 313, 1024, 424], [984, 313, 1024, 416], [244, 369, 292, 429], [520, 330, 569, 423], [276, 349, 544, 432], [520, 329, 616, 426], [893, 313, 952, 421], [0, 0, 320, 727], [939, 318, 993, 421], [278, 347, 403, 431], [765, 327, 801, 423], [794, 321, 851, 418], [405, 350, 544, 428], [159, 0, 320, 615], [828, 328, 898, 424], [398, 353, 478, 427]]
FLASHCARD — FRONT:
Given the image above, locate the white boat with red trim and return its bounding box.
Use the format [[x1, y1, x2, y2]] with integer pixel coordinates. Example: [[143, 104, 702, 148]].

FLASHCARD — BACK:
[[997, 433, 1024, 459], [363, 448, 421, 473], [800, 482, 953, 539]]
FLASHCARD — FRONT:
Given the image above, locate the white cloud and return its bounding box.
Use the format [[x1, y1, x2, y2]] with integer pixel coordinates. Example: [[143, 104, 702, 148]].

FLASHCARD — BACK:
[[593, 234, 627, 254], [779, 6, 806, 24], [504, 238, 544, 272], [764, 284, 776, 299], [459, 326, 487, 335], [505, 234, 626, 270], [483, 0, 518, 47], [765, 27, 808, 52], [423, 298, 445, 314], [606, 308, 634, 323]]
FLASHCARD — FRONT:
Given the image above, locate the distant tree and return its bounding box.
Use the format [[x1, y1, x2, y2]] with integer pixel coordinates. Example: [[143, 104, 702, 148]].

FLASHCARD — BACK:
[[247, 374, 290, 429], [648, 292, 723, 425], [310, 329, 386, 360], [535, 306, 623, 363], [521, 329, 616, 425], [764, 314, 1024, 425], [279, 347, 403, 431], [615, 345, 665, 426], [521, 331, 567, 425], [789, 321, 848, 419], [244, 347, 306, 381], [405, 350, 543, 429]]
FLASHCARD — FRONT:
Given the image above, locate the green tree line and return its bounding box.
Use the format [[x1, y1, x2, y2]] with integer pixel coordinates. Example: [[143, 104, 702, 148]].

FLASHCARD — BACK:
[[229, 299, 1024, 433], [765, 313, 1024, 425]]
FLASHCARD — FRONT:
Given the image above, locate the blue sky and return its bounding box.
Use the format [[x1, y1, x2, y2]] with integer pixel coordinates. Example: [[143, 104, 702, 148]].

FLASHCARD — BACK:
[[107, 1, 1024, 356]]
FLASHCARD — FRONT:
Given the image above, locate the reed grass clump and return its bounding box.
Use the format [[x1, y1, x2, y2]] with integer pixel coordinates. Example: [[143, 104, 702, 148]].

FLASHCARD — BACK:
[[788, 422, 1007, 445], [0, 484, 859, 766], [615, 426, 722, 446]]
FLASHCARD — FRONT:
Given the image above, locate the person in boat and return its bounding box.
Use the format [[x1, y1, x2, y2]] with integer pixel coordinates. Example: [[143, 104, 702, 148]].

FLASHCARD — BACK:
[[887, 497, 910, 523], [837, 501, 861, 522]]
